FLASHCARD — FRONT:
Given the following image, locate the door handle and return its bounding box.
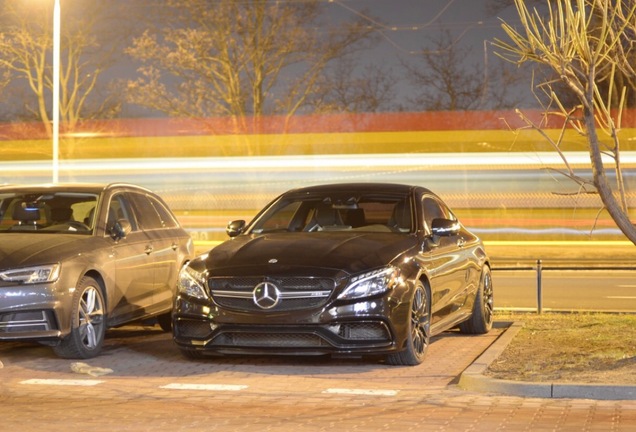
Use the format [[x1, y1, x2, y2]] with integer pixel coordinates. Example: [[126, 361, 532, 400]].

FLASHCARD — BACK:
[[171, 243, 178, 251], [145, 245, 154, 255], [457, 238, 465, 248]]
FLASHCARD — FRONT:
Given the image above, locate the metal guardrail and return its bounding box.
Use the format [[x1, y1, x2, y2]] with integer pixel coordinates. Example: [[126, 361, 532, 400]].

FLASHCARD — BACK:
[[492, 260, 636, 314]]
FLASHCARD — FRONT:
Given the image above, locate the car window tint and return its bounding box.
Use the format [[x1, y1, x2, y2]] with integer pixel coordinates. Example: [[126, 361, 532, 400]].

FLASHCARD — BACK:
[[251, 193, 412, 234], [107, 194, 137, 232], [0, 192, 97, 233], [149, 196, 179, 228], [127, 192, 164, 230], [253, 201, 302, 233], [422, 196, 449, 231]]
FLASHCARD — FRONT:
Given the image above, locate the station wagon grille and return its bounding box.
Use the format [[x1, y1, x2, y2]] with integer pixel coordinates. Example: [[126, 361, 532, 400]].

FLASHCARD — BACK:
[[0, 311, 54, 333]]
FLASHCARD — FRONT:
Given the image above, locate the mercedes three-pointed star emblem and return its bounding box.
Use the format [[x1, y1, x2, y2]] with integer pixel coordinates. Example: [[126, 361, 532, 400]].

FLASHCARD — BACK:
[[252, 281, 281, 309]]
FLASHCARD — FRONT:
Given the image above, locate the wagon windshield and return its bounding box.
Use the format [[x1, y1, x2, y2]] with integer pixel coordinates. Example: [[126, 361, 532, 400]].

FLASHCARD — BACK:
[[0, 192, 98, 234]]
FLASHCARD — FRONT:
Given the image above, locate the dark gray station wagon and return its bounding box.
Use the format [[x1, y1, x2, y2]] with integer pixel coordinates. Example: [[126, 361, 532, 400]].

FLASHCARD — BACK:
[[0, 183, 194, 358]]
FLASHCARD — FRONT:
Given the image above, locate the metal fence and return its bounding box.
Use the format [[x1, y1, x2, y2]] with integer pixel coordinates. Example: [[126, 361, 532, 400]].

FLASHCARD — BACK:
[[492, 260, 636, 314]]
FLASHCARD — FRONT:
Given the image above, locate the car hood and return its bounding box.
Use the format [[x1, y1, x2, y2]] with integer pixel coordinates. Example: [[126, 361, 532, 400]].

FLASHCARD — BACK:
[[0, 233, 96, 269], [205, 232, 418, 277]]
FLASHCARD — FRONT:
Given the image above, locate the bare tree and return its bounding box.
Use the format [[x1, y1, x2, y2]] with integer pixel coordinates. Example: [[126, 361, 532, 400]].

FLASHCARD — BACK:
[[494, 0, 636, 243], [308, 60, 398, 114], [0, 1, 123, 133], [405, 30, 525, 111], [125, 0, 378, 130], [0, 69, 9, 96]]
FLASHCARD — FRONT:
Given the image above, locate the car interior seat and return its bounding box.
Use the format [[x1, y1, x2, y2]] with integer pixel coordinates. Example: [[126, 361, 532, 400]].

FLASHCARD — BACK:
[[50, 207, 74, 224], [388, 200, 411, 232], [10, 203, 42, 230]]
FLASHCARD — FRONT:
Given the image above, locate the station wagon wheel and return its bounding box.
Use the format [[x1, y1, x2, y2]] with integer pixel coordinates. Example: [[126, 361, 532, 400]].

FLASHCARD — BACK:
[[53, 276, 106, 359], [459, 265, 494, 334], [386, 280, 430, 366]]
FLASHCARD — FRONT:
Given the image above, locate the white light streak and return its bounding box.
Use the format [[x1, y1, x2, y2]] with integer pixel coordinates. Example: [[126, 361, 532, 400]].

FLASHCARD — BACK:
[[3, 152, 636, 175]]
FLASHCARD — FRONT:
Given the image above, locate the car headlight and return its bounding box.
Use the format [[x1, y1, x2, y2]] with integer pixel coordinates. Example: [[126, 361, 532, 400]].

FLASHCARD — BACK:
[[0, 264, 60, 284], [177, 265, 208, 300], [338, 266, 402, 300]]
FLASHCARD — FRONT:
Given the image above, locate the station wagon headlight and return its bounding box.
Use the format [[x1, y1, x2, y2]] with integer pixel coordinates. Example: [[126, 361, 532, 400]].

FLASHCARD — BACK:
[[178, 265, 208, 300], [338, 266, 402, 300], [0, 264, 60, 284]]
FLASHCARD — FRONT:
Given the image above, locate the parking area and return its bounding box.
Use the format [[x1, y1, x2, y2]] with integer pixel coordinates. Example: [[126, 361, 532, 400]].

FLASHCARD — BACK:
[[0, 323, 503, 394], [2, 322, 635, 431]]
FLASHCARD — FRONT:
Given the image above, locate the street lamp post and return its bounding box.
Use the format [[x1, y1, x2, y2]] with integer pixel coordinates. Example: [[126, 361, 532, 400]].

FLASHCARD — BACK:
[[52, 0, 60, 183]]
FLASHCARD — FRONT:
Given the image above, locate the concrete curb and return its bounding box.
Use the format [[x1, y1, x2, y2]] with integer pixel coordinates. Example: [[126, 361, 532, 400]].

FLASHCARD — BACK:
[[458, 321, 636, 400]]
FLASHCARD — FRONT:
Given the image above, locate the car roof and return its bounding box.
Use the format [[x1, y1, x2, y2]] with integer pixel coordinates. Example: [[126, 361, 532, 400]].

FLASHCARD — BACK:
[[283, 183, 429, 196], [0, 183, 152, 195]]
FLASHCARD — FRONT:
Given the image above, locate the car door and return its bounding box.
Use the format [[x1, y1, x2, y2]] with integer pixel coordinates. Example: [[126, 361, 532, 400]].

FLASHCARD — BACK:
[[420, 196, 470, 326], [127, 192, 181, 313], [106, 193, 156, 323]]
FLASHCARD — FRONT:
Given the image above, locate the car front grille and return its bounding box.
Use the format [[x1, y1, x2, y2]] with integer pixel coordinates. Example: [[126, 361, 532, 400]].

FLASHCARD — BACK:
[[175, 319, 214, 339], [208, 276, 335, 312], [0, 311, 54, 333], [213, 332, 328, 348], [335, 322, 391, 340], [207, 321, 391, 350]]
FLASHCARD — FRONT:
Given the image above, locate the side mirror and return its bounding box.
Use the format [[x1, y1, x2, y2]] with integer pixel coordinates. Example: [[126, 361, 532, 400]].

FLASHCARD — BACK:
[[226, 220, 246, 237], [431, 218, 460, 237], [111, 218, 132, 240]]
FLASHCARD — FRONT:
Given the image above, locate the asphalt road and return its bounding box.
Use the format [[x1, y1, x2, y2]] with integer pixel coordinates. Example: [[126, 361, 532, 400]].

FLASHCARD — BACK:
[[493, 269, 636, 312]]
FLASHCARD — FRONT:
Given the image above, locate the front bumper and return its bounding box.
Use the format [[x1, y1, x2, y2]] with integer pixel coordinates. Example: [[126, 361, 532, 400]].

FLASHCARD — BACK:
[[173, 294, 410, 357], [0, 309, 63, 340], [0, 282, 68, 341]]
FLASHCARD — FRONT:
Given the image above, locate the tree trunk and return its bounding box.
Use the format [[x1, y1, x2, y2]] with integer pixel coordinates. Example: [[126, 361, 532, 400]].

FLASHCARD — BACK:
[[584, 107, 636, 244]]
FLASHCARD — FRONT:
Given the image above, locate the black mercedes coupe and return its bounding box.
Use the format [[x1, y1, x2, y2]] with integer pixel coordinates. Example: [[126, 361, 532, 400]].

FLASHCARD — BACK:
[[173, 183, 493, 365]]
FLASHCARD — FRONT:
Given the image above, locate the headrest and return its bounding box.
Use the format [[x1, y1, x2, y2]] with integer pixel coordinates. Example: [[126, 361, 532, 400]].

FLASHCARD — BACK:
[[315, 204, 343, 227], [12, 203, 41, 222], [390, 200, 411, 231]]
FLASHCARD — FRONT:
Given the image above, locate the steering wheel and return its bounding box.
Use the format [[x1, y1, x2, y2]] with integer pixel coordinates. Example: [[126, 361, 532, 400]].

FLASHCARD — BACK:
[[66, 220, 90, 231]]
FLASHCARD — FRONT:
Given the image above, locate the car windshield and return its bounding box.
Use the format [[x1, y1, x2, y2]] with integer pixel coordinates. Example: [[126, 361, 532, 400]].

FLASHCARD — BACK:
[[0, 191, 98, 234], [250, 192, 413, 234]]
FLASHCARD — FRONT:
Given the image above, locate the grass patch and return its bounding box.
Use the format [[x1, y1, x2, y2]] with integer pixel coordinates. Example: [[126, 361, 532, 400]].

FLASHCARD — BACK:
[[488, 312, 636, 383]]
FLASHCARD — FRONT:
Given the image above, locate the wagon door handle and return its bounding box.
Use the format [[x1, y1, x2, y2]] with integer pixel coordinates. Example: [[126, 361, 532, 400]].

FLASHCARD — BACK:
[[145, 245, 154, 255], [171, 242, 178, 251], [456, 238, 465, 248]]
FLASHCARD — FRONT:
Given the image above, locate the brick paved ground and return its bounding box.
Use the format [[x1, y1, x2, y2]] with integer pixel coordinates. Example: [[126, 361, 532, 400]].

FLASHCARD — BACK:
[[1, 323, 635, 431]]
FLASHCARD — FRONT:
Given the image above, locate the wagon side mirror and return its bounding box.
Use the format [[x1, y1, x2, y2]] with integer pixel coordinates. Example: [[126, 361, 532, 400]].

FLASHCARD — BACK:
[[111, 218, 132, 240]]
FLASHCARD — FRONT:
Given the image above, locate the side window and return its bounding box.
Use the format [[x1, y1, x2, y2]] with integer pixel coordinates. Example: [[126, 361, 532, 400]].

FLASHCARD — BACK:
[[107, 194, 137, 232], [127, 192, 164, 230], [149, 196, 179, 228], [422, 197, 447, 232]]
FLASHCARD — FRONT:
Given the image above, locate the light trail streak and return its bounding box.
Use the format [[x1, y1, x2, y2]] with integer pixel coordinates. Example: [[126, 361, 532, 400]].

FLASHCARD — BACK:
[[3, 151, 636, 176]]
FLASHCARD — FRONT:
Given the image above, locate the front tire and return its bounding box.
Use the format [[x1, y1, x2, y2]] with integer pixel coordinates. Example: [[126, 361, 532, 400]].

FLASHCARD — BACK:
[[386, 280, 430, 366], [53, 276, 106, 359], [459, 266, 494, 334]]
